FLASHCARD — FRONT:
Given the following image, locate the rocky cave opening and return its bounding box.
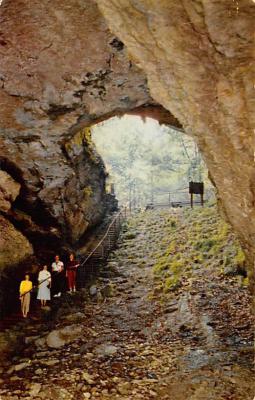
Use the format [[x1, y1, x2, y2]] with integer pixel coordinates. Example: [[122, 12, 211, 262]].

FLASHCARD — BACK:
[[0, 0, 253, 284], [0, 0, 254, 397]]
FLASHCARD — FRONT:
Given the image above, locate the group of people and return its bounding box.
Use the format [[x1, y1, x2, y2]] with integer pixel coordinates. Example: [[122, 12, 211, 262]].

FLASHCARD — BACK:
[[19, 253, 80, 318]]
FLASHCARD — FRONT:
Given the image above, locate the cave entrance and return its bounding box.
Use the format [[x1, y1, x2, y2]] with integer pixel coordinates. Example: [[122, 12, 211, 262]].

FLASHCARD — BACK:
[[90, 113, 250, 335], [91, 114, 214, 209]]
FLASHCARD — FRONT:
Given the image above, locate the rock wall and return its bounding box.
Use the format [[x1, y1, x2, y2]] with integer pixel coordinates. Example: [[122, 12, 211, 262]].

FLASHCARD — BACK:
[[0, 0, 163, 267], [0, 171, 33, 271], [0, 0, 254, 291], [0, 170, 33, 316], [0, 0, 182, 318], [97, 0, 255, 284]]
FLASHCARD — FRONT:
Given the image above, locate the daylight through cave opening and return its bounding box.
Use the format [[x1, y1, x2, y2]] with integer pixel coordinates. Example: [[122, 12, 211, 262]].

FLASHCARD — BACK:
[[91, 115, 214, 208]]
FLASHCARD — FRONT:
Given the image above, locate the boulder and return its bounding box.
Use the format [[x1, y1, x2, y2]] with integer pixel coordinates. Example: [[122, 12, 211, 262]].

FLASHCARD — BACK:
[[41, 359, 59, 366], [63, 312, 85, 323], [46, 324, 83, 348], [0, 330, 24, 362], [29, 383, 41, 397], [14, 362, 30, 372], [94, 343, 118, 357], [89, 285, 97, 296], [35, 368, 44, 375], [102, 283, 115, 297], [81, 371, 95, 385], [0, 215, 33, 271], [34, 337, 47, 350], [36, 386, 72, 400], [24, 336, 40, 345], [117, 381, 131, 396], [0, 171, 20, 213]]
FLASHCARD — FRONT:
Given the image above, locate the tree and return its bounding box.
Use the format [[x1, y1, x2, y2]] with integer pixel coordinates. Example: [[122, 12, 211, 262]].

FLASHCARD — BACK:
[[92, 115, 213, 206]]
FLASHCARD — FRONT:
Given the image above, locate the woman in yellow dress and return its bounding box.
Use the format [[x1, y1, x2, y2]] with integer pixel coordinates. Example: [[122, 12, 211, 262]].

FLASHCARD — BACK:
[[19, 274, 33, 318]]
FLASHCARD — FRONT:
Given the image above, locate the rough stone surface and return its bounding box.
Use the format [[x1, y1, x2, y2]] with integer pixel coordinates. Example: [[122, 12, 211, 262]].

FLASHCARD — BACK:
[[0, 170, 20, 213], [97, 0, 255, 283], [0, 0, 159, 258], [0, 0, 179, 314], [94, 343, 118, 357], [14, 362, 30, 372], [0, 214, 33, 271], [0, 0, 254, 289], [29, 383, 42, 397], [46, 324, 83, 348], [89, 285, 98, 296]]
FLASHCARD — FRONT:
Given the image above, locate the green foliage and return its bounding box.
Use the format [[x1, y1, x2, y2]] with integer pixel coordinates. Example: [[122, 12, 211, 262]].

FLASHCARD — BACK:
[[151, 205, 246, 294], [164, 276, 181, 292], [170, 220, 177, 228], [92, 115, 213, 206], [169, 257, 185, 275], [194, 238, 218, 252], [234, 248, 245, 267], [153, 257, 170, 274], [123, 232, 137, 240], [165, 241, 177, 256], [241, 277, 249, 287], [221, 246, 246, 276]]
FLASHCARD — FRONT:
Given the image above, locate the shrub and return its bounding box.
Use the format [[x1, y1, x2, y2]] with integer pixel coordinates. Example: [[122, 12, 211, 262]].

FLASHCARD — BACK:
[[169, 258, 185, 275], [241, 277, 249, 287], [234, 248, 245, 267], [163, 276, 181, 292], [170, 219, 177, 228], [165, 241, 177, 256], [194, 238, 217, 252], [153, 258, 169, 274], [124, 232, 137, 240]]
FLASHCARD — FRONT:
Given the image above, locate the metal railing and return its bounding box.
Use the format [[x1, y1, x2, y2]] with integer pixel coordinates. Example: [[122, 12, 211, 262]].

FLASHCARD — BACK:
[[77, 207, 127, 287], [146, 199, 208, 209], [18, 208, 127, 297], [0, 208, 127, 327]]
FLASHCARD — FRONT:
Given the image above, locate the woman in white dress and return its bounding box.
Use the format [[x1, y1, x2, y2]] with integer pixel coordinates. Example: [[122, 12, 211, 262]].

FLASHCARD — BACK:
[[37, 265, 51, 307]]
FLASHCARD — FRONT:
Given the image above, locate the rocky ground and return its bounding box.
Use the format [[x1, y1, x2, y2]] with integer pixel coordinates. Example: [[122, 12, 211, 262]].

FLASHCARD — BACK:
[[0, 207, 254, 399]]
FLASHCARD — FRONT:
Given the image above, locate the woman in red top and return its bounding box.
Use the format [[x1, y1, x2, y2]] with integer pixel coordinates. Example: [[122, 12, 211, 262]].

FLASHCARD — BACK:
[[66, 253, 80, 293]]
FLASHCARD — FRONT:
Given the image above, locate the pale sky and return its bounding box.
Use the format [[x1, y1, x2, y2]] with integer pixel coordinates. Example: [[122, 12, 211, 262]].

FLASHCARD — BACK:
[[92, 115, 167, 141]]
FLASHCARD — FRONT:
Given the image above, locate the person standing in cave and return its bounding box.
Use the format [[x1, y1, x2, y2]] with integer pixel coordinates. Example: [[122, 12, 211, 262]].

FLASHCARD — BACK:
[[66, 253, 80, 293], [37, 265, 51, 307], [19, 274, 33, 318], [51, 255, 64, 297]]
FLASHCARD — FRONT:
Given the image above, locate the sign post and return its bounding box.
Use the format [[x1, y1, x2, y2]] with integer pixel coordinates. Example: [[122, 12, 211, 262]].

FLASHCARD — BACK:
[[189, 182, 204, 208]]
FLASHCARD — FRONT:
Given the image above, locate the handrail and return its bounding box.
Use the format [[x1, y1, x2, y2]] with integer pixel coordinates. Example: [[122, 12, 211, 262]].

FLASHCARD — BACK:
[[153, 187, 189, 194], [80, 206, 126, 267]]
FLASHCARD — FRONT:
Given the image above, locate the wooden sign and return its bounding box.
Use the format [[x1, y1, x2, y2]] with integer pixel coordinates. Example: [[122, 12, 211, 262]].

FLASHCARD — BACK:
[[189, 181, 204, 207]]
